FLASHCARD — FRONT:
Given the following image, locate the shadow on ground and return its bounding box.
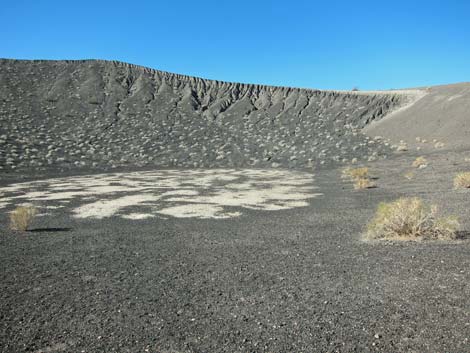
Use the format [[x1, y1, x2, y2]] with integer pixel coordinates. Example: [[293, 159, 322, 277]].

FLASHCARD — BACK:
[[456, 230, 470, 240], [28, 227, 72, 233]]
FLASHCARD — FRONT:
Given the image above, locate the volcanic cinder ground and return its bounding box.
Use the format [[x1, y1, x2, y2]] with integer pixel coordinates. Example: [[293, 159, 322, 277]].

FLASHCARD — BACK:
[[0, 59, 469, 353]]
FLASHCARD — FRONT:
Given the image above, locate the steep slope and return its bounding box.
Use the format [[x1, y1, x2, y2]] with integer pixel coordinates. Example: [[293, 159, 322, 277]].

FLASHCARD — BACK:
[[365, 82, 470, 149], [0, 59, 410, 172]]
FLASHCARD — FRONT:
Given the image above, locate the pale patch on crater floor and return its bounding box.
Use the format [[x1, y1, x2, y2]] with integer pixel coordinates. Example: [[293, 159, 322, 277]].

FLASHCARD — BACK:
[[0, 169, 322, 220], [121, 213, 156, 220]]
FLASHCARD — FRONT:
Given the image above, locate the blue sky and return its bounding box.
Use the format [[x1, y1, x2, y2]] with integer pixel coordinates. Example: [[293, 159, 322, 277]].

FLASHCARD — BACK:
[[1, 0, 469, 90]]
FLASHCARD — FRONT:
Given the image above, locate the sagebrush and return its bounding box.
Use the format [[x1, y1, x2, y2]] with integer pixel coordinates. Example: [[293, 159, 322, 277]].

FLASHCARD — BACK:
[[396, 142, 408, 151], [365, 197, 459, 241], [454, 172, 470, 189], [9, 205, 37, 231], [342, 167, 376, 190], [354, 177, 376, 190], [412, 156, 428, 168], [342, 167, 369, 179], [404, 171, 415, 180]]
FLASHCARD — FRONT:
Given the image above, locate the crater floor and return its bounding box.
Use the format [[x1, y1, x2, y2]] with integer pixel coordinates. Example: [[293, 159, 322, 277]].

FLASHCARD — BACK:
[[1, 148, 469, 352]]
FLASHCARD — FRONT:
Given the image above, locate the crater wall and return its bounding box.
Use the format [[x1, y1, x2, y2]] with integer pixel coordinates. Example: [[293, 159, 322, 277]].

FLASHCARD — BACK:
[[0, 59, 409, 172]]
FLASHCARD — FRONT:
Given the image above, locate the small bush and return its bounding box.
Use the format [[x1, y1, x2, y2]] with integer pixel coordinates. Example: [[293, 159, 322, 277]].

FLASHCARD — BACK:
[[412, 156, 428, 168], [396, 142, 408, 152], [454, 172, 470, 189], [404, 171, 415, 180], [343, 167, 369, 180], [9, 205, 37, 231], [354, 177, 376, 190], [365, 197, 459, 241]]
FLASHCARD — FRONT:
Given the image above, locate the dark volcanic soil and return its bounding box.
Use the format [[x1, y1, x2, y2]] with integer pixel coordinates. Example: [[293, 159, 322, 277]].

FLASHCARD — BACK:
[[1, 150, 469, 352], [0, 59, 407, 173], [1, 59, 469, 352]]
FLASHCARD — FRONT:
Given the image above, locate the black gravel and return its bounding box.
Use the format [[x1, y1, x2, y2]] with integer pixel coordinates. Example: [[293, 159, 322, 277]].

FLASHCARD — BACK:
[[1, 165, 469, 353], [0, 59, 468, 352]]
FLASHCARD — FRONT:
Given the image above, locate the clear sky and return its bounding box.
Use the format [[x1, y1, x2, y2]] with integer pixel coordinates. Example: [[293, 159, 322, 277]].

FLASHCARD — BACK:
[[1, 0, 469, 90]]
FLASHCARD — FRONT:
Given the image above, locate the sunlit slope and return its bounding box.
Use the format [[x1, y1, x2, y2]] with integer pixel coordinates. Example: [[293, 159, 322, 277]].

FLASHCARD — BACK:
[[0, 59, 408, 171], [365, 83, 470, 149]]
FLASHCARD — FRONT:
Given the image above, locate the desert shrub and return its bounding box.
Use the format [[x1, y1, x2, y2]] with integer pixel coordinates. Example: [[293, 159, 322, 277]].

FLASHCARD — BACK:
[[342, 167, 376, 189], [396, 142, 408, 152], [404, 171, 415, 180], [412, 156, 428, 168], [9, 205, 37, 231], [365, 197, 459, 240], [434, 141, 445, 148], [342, 167, 369, 180], [354, 177, 376, 190], [454, 172, 470, 189]]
